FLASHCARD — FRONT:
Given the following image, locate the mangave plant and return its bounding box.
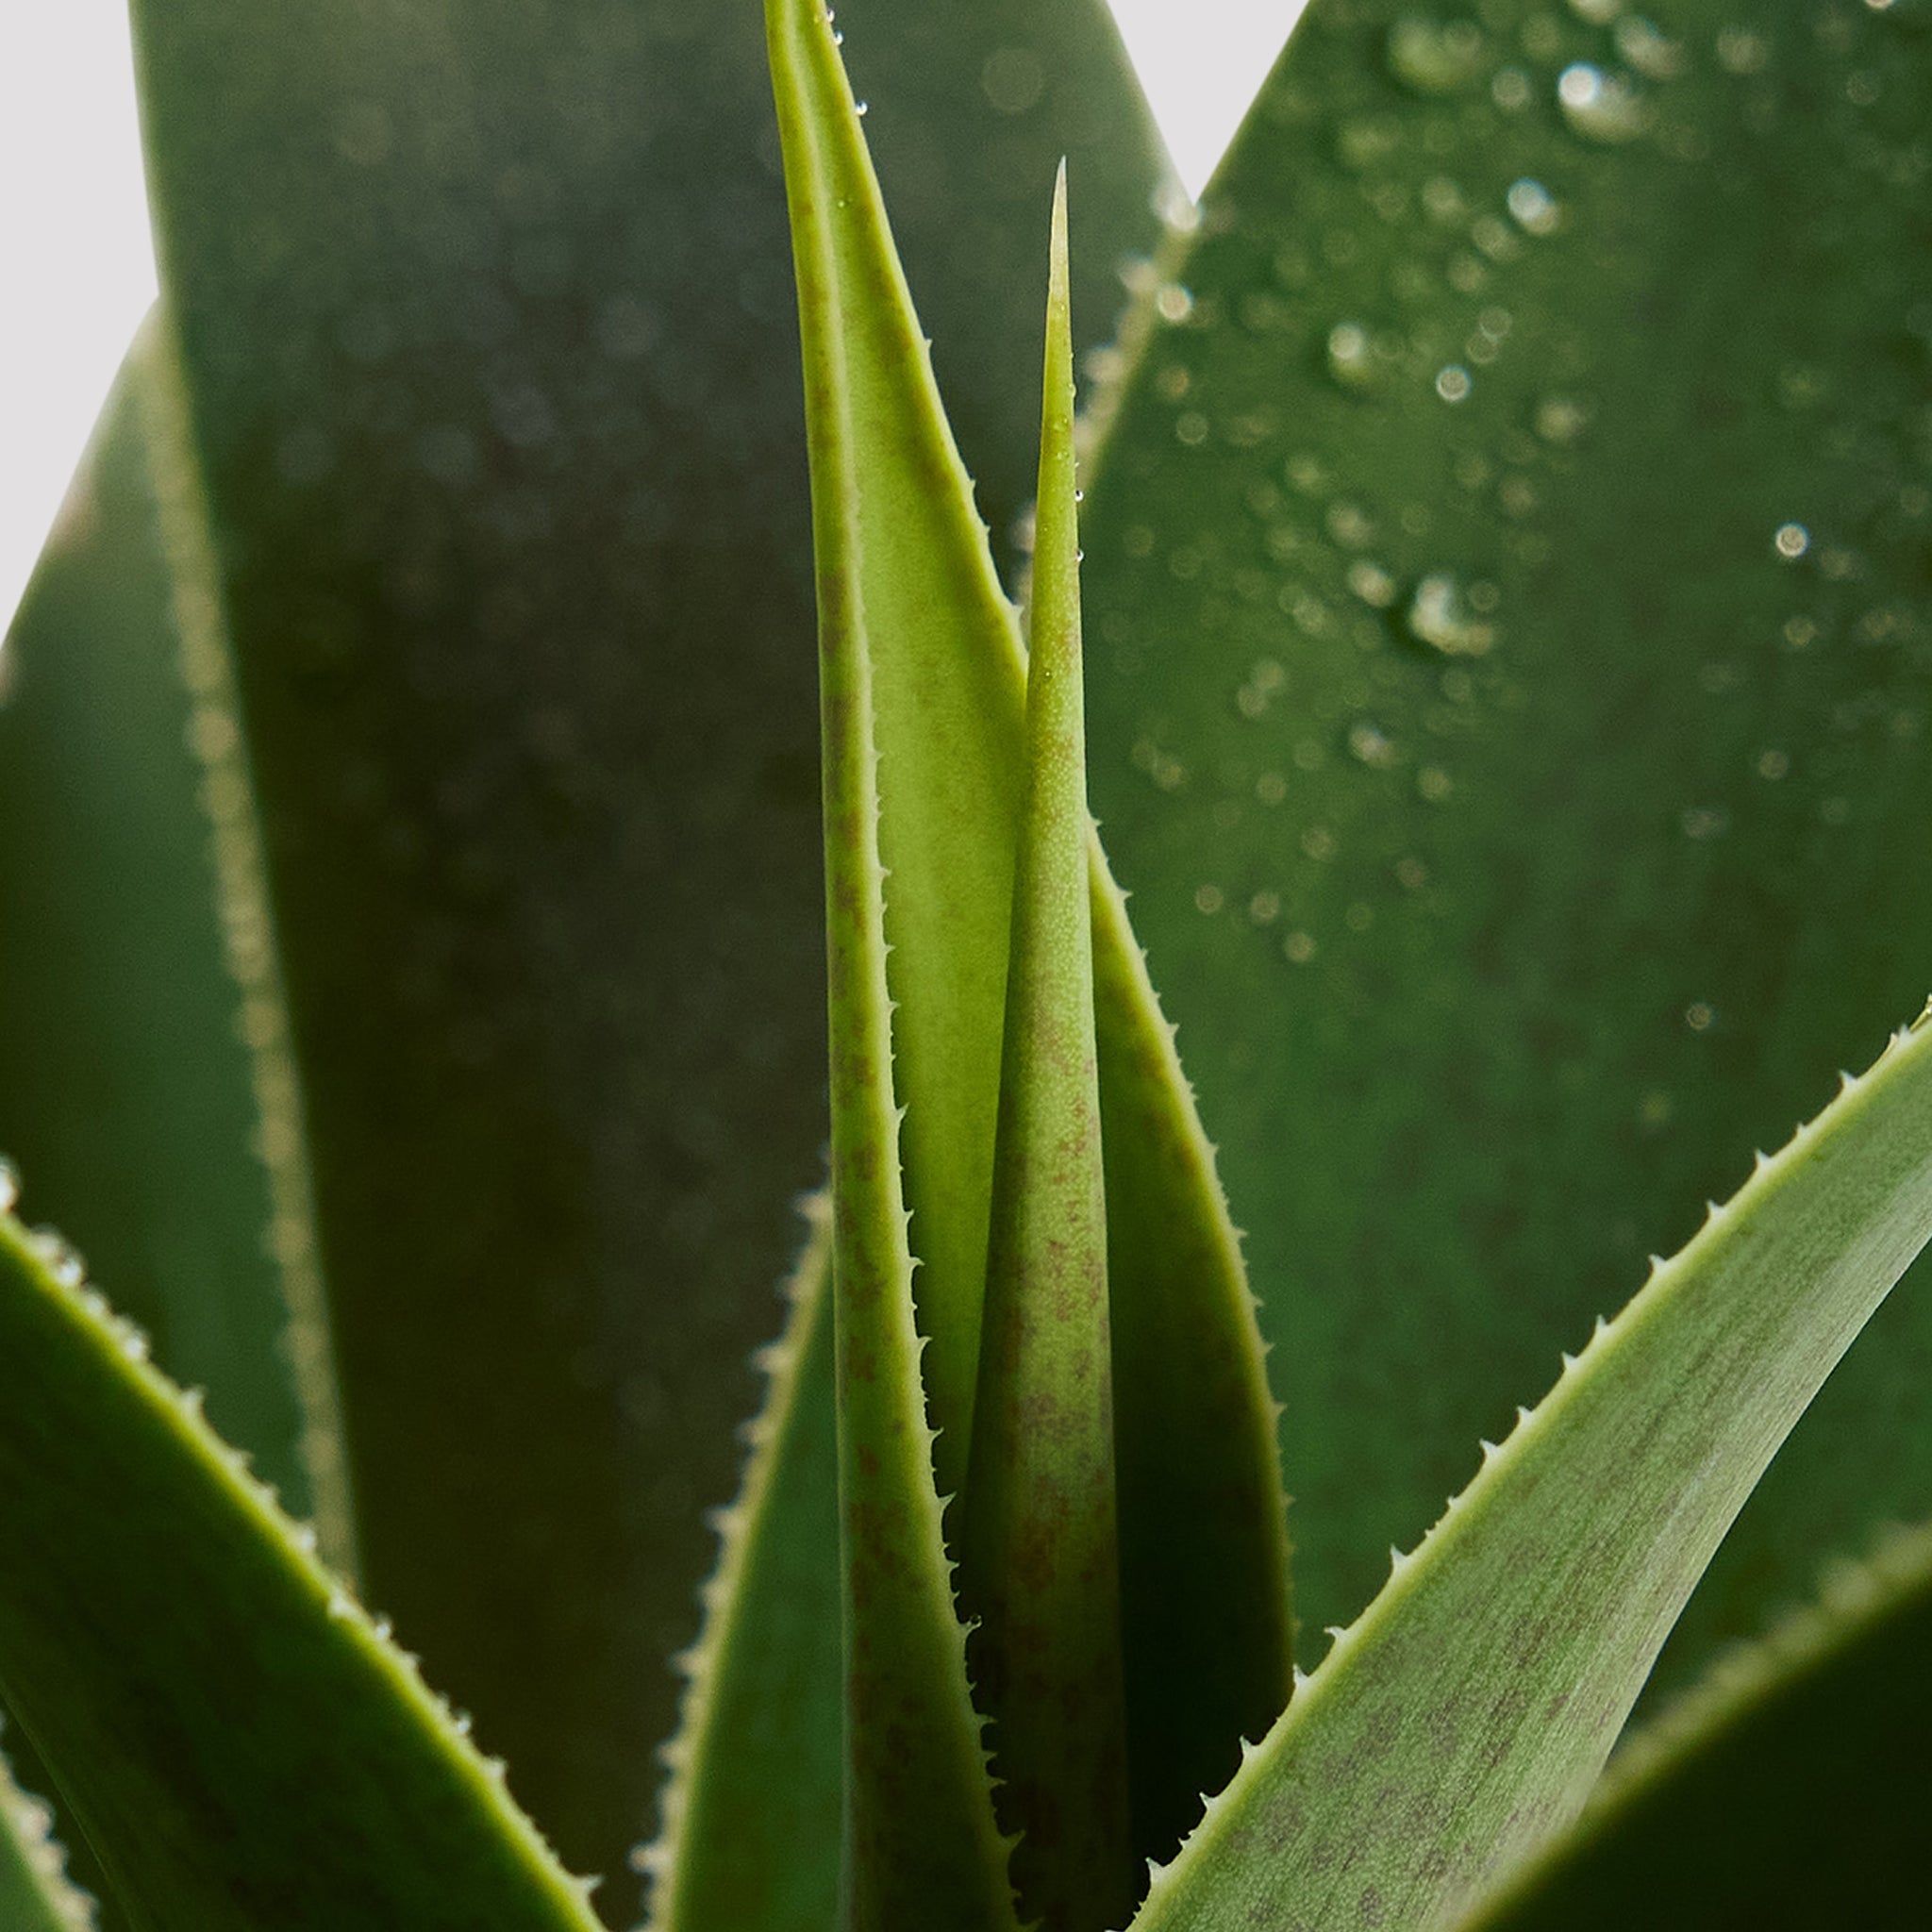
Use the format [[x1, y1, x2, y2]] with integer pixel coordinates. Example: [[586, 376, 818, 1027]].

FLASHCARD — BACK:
[[0, 0, 1928, 1925]]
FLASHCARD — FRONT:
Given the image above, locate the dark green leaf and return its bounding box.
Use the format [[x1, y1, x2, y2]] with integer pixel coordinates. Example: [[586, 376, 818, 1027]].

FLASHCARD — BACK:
[[0, 1203, 601, 1932], [1082, 0, 1932, 1705], [0, 350, 330, 1530]]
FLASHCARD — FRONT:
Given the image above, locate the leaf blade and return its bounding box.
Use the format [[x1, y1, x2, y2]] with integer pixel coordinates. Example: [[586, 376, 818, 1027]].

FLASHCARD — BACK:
[[958, 169, 1134, 1932], [1131, 1014, 1932, 1930], [0, 1203, 600, 1932], [769, 3, 1020, 1919], [1460, 1519, 1932, 1931]]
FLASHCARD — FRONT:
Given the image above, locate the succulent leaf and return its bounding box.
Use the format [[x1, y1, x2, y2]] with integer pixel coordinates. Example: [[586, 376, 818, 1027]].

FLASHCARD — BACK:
[[1129, 1013, 1932, 1931], [956, 170, 1134, 1932], [0, 1204, 601, 1932], [0, 1729, 95, 1932], [0, 345, 330, 1537], [1080, 0, 1932, 1717], [641, 1200, 841, 1932], [1458, 1518, 1932, 1930]]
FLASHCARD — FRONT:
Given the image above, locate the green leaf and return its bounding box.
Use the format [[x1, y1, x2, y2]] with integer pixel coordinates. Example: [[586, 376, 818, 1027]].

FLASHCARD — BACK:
[[770, 0, 1019, 1916], [1080, 0, 1932, 1704], [0, 1729, 94, 1932], [1128, 1011, 1932, 1931], [641, 1200, 841, 1932], [121, 0, 1169, 1885], [0, 1200, 601, 1932], [761, 0, 1291, 1880], [958, 170, 1133, 1932], [0, 346, 335, 1535], [1461, 1519, 1932, 1930]]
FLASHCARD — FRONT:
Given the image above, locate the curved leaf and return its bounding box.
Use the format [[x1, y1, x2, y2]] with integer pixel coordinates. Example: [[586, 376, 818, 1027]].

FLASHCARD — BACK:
[[1131, 1011, 1932, 1931], [1081, 0, 1932, 1708], [640, 1199, 841, 1932], [0, 1729, 94, 1932], [0, 1199, 600, 1932], [1463, 1520, 1932, 1930], [123, 0, 1169, 1885], [763, 0, 1290, 1874], [0, 352, 326, 1527], [959, 172, 1134, 1932]]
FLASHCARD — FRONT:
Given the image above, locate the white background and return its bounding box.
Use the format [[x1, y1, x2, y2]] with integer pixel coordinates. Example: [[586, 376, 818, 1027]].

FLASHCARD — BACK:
[[0, 1, 1292, 638]]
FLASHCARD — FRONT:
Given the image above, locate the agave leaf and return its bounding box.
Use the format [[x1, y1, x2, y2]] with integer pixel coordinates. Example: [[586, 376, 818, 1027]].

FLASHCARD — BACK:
[[1129, 1013, 1932, 1931], [119, 0, 1167, 1886], [640, 1199, 841, 1932], [1081, 0, 1932, 1702], [764, 0, 1289, 1873], [958, 170, 1133, 1932], [0, 344, 329, 1532], [0, 1731, 94, 1932], [0, 1201, 601, 1932], [771, 1, 1019, 1916], [1458, 1517, 1932, 1929]]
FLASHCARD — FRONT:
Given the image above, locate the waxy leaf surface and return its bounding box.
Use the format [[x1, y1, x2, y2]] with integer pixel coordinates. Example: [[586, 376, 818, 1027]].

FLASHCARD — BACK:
[[1131, 1014, 1932, 1931], [0, 1209, 601, 1932], [1081, 0, 1932, 1707]]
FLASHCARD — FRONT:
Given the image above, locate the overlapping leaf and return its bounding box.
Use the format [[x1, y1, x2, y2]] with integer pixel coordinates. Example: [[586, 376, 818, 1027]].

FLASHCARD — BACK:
[[0, 350, 322, 1524], [0, 1202, 601, 1932], [1464, 1519, 1932, 1929], [1132, 1012, 1932, 1929], [1081, 0, 1932, 1705], [108, 0, 1168, 1892]]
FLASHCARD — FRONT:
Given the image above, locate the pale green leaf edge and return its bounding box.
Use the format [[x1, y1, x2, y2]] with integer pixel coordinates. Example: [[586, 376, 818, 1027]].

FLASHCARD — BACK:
[[133, 310, 356, 1574], [1131, 1008, 1932, 1932], [0, 1204, 603, 1929], [0, 1725, 95, 1932]]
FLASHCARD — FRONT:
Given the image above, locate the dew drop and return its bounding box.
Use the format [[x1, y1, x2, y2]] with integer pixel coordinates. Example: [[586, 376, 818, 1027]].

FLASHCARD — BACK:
[[1557, 64, 1652, 142], [1566, 0, 1623, 22], [1348, 559, 1399, 608], [1407, 573, 1498, 655], [0, 1157, 16, 1214], [1348, 720, 1400, 767], [1507, 178, 1562, 235], [855, 100, 869, 116], [1195, 884, 1225, 915], [1388, 16, 1487, 94], [1156, 283, 1195, 324], [1284, 931, 1319, 964], [1685, 1001, 1716, 1032], [1536, 394, 1593, 443], [1436, 364, 1474, 403], [1774, 521, 1810, 559], [1616, 16, 1687, 77], [1326, 322, 1376, 391]]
